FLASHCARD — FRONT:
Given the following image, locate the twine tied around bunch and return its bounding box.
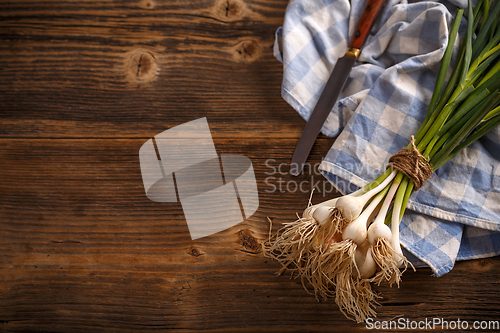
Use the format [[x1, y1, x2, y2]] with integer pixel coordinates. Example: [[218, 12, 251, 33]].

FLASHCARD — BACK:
[[388, 136, 433, 191]]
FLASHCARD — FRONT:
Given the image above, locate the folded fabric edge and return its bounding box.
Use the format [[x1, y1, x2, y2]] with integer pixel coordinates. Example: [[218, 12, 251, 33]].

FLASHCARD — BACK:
[[456, 250, 500, 261], [319, 159, 367, 195], [273, 27, 283, 63], [399, 238, 455, 277], [281, 86, 340, 137], [409, 200, 500, 232], [274, 25, 341, 138]]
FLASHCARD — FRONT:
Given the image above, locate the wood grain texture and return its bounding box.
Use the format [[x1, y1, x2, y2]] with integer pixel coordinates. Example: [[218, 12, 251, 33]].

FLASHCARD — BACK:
[[1, 0, 499, 332]]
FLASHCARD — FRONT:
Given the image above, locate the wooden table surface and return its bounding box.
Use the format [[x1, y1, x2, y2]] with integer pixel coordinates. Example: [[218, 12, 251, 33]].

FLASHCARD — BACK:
[[1, 0, 499, 332]]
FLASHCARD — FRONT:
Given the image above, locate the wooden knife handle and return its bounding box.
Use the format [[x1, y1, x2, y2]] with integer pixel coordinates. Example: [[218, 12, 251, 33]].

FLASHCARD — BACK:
[[349, 0, 385, 50]]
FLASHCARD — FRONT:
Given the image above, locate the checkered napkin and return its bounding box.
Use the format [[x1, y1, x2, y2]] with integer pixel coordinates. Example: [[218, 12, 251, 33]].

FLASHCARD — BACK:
[[275, 0, 500, 276]]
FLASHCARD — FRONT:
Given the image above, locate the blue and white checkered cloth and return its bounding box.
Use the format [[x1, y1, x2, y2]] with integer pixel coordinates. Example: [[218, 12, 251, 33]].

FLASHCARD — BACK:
[[275, 0, 500, 276]]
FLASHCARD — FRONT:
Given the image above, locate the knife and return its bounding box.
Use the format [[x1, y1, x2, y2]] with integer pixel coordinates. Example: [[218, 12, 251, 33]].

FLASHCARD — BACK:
[[290, 0, 385, 176]]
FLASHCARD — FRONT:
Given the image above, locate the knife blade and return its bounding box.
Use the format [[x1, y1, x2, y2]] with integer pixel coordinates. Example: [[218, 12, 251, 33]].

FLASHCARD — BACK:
[[290, 0, 386, 176]]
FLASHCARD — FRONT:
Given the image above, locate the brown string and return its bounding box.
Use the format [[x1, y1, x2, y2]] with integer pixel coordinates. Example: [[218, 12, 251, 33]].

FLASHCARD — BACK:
[[388, 136, 433, 191]]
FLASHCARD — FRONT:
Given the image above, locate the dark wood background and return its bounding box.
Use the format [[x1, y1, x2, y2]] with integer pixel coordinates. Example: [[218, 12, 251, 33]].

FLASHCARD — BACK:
[[1, 0, 499, 331]]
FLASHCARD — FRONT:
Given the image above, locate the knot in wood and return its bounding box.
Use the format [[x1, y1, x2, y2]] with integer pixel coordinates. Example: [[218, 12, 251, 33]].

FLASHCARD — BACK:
[[125, 49, 158, 84], [214, 0, 244, 21], [388, 136, 433, 190], [236, 229, 261, 253], [233, 39, 261, 62], [138, 0, 154, 9], [188, 247, 204, 257]]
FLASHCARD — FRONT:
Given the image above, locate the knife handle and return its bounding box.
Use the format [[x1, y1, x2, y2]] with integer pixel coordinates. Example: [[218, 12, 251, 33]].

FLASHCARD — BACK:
[[349, 0, 385, 51]]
